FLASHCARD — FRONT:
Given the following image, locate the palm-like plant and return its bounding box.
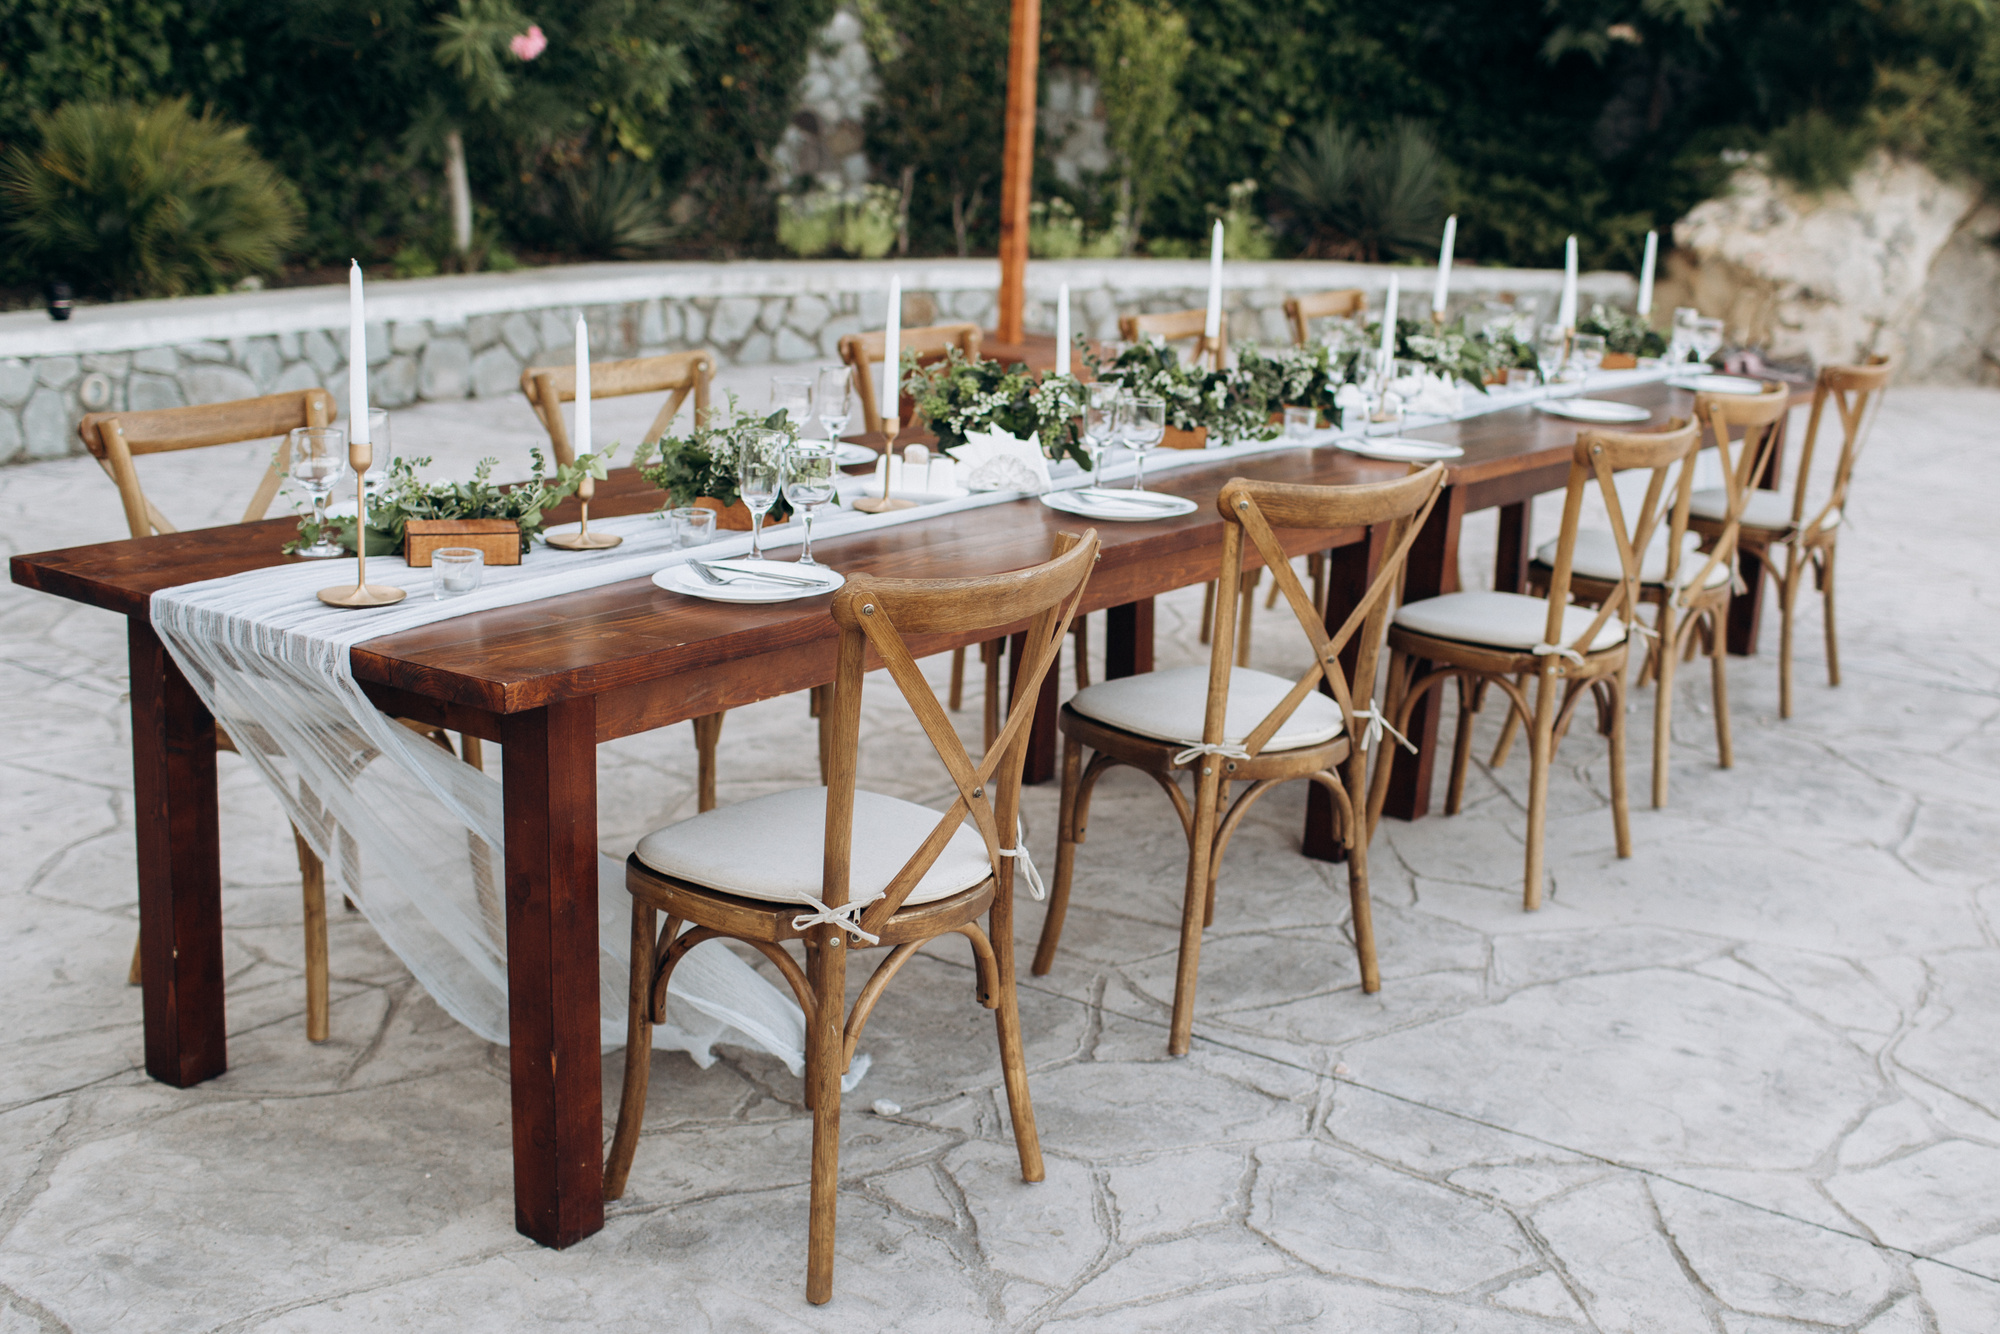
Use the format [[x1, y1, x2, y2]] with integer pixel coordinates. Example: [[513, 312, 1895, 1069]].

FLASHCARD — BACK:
[[1273, 117, 1448, 262], [2, 98, 299, 298], [551, 158, 671, 258]]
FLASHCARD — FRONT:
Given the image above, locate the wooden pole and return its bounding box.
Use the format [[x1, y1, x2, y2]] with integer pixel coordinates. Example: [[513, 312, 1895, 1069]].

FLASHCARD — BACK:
[[996, 0, 1041, 345]]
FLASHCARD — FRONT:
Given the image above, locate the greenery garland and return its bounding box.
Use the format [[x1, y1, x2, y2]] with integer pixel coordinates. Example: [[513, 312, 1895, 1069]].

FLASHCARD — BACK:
[[284, 448, 597, 556]]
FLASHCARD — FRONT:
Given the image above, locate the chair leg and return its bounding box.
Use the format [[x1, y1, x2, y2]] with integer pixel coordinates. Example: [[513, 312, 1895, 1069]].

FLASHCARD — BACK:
[[1169, 767, 1225, 1056], [1202, 778, 1229, 929], [296, 825, 330, 1043], [458, 734, 484, 770], [1346, 801, 1380, 994], [603, 900, 658, 1201], [989, 877, 1045, 1183], [813, 685, 833, 784], [1709, 608, 1734, 770], [1651, 603, 1679, 810], [982, 639, 1003, 753], [1606, 675, 1631, 859], [1820, 543, 1840, 688], [804, 932, 848, 1305], [692, 712, 724, 812], [1445, 676, 1475, 816], [1033, 733, 1085, 976], [1309, 551, 1327, 618], [1490, 673, 1529, 768], [1072, 617, 1090, 690], [128, 933, 142, 986], [1236, 571, 1258, 668], [1199, 581, 1215, 644], [948, 647, 966, 711], [1523, 668, 1558, 911], [1777, 546, 1803, 720]]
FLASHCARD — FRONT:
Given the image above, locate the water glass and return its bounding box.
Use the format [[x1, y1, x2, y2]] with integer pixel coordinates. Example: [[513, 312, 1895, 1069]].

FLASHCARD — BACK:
[[1283, 406, 1317, 440], [814, 365, 853, 441], [1505, 367, 1537, 390], [769, 376, 813, 433], [431, 547, 484, 600], [670, 505, 716, 548], [1571, 332, 1606, 389], [782, 442, 838, 566], [1691, 317, 1725, 364], [1084, 381, 1119, 488], [1534, 324, 1570, 386], [286, 425, 347, 558], [737, 427, 785, 560], [1126, 397, 1167, 490]]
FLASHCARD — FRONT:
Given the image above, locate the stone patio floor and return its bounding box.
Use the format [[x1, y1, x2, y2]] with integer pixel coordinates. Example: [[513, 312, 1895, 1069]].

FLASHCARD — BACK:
[[1, 377, 1997, 1332]]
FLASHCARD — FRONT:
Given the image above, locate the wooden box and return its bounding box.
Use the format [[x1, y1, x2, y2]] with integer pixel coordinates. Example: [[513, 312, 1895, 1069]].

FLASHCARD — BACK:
[[1601, 352, 1638, 370], [404, 518, 522, 567], [694, 497, 787, 531], [1162, 426, 1209, 451]]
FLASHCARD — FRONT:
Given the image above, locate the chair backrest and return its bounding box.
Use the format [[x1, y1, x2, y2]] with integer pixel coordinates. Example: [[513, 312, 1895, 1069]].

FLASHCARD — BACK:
[[520, 348, 716, 469], [1540, 419, 1703, 658], [822, 530, 1100, 942], [78, 389, 338, 540], [1793, 354, 1892, 540], [1117, 308, 1227, 371], [1685, 383, 1791, 595], [1283, 290, 1367, 347], [838, 323, 982, 437], [1204, 465, 1446, 771]]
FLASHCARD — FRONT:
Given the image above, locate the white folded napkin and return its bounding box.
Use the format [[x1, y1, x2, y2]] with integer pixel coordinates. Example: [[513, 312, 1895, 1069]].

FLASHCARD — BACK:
[[949, 428, 1053, 494]]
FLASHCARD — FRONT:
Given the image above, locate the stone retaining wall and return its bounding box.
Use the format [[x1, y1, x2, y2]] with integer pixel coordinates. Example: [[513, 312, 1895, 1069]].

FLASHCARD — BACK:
[[0, 258, 1630, 465]]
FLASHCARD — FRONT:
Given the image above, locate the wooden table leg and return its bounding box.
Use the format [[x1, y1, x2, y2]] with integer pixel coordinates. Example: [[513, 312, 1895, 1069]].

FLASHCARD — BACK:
[[1304, 537, 1382, 862], [1494, 500, 1530, 594], [129, 620, 227, 1088], [501, 698, 605, 1249], [1103, 598, 1154, 679], [1380, 486, 1465, 822], [1010, 630, 1061, 783]]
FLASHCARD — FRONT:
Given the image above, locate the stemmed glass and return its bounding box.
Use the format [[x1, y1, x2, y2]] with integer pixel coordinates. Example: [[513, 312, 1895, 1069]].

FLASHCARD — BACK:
[[1126, 397, 1167, 490], [1535, 324, 1570, 388], [1084, 381, 1119, 489], [360, 409, 392, 496], [1690, 318, 1725, 365], [1570, 333, 1606, 391], [769, 375, 813, 435], [737, 427, 785, 560], [814, 366, 853, 442], [287, 425, 347, 558], [783, 441, 838, 566]]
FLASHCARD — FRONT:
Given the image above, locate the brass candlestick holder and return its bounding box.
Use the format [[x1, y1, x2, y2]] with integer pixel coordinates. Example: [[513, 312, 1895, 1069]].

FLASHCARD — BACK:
[[544, 472, 622, 550], [852, 417, 914, 514], [318, 436, 407, 609]]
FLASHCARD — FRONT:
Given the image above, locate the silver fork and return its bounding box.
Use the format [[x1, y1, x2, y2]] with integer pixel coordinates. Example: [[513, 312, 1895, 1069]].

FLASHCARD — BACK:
[[688, 560, 823, 589]]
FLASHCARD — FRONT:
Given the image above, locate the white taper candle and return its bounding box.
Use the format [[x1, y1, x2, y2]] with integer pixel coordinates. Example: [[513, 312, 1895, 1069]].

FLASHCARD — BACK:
[[1055, 283, 1071, 377], [1637, 230, 1658, 317], [1378, 273, 1400, 377], [1204, 221, 1224, 342], [1432, 215, 1457, 315], [573, 316, 591, 457], [1558, 235, 1579, 332], [348, 261, 369, 445], [882, 275, 901, 426]]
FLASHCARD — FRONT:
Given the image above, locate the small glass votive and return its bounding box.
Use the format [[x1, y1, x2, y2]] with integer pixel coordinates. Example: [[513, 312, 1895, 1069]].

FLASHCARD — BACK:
[[1506, 368, 1536, 389], [670, 506, 717, 548], [431, 547, 484, 600], [1283, 406, 1316, 440]]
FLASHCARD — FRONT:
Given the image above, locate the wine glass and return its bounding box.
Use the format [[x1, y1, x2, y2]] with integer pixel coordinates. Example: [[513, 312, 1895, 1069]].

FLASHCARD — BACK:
[[1126, 397, 1167, 491], [1535, 324, 1570, 387], [287, 425, 347, 558], [1691, 317, 1725, 365], [769, 375, 813, 435], [1570, 333, 1606, 391], [737, 427, 785, 560], [782, 441, 838, 566], [360, 408, 392, 496], [1083, 381, 1119, 489], [1669, 306, 1701, 364], [814, 366, 853, 442]]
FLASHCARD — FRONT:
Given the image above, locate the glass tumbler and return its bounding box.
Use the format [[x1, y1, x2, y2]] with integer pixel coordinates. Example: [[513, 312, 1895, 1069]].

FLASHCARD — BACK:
[[431, 547, 485, 600]]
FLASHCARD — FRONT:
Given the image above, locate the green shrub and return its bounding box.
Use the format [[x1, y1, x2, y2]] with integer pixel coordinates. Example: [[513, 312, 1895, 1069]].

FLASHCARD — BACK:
[[775, 183, 901, 258], [551, 158, 671, 259], [1273, 118, 1447, 261], [1765, 109, 1873, 194], [2, 97, 299, 297]]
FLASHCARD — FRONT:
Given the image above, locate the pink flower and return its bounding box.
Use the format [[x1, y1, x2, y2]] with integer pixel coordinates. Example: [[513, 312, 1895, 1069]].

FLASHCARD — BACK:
[[509, 24, 547, 61]]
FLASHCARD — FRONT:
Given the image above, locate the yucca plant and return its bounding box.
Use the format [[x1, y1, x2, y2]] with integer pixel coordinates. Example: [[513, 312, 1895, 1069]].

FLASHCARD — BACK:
[[550, 157, 671, 258], [1273, 117, 1448, 262], [2, 99, 300, 298]]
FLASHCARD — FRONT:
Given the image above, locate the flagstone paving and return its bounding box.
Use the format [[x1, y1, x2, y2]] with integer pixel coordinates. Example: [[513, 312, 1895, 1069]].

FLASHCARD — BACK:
[[0, 382, 1996, 1332]]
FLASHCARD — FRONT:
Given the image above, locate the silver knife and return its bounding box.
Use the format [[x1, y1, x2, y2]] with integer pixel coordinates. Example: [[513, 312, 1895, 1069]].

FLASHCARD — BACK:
[[692, 560, 829, 588]]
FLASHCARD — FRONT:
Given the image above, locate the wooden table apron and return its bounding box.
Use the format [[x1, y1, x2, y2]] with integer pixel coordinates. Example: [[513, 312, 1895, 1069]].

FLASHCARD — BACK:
[[6, 376, 1779, 1250]]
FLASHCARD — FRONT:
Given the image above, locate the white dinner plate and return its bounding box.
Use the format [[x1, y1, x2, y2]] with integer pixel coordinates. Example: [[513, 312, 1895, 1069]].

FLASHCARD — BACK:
[[1334, 436, 1464, 462], [652, 559, 845, 604], [1667, 373, 1766, 396], [1041, 489, 1199, 522], [1536, 398, 1653, 424], [833, 442, 879, 468]]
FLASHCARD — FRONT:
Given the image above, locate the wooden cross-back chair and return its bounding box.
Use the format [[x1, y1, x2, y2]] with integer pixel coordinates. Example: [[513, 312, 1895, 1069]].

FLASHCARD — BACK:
[[519, 348, 716, 467], [606, 530, 1100, 1305], [1374, 419, 1701, 909], [1688, 355, 1891, 718], [1117, 308, 1227, 372], [1034, 466, 1445, 1055], [79, 390, 474, 1042], [1283, 289, 1368, 347], [837, 322, 981, 438], [1511, 384, 1789, 807]]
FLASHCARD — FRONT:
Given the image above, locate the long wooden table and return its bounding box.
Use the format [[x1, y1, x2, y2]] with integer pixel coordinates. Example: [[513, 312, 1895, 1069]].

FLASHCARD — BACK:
[[8, 375, 1760, 1250]]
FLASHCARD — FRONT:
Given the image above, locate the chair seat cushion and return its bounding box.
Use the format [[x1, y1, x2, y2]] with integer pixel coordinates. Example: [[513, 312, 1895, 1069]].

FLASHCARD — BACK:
[[633, 788, 991, 909], [1689, 488, 1839, 532], [1534, 529, 1731, 589], [1394, 590, 1627, 654], [1067, 664, 1345, 752]]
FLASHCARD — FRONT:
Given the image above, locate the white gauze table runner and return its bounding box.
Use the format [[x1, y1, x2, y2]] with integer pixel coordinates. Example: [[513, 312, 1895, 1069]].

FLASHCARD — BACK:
[[145, 366, 1674, 1071]]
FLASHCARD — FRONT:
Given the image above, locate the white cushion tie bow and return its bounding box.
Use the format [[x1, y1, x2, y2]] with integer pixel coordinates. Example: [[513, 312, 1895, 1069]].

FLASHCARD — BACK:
[[1171, 741, 1253, 767], [790, 896, 882, 945], [1531, 642, 1586, 665], [995, 819, 1046, 901], [1353, 700, 1417, 754]]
